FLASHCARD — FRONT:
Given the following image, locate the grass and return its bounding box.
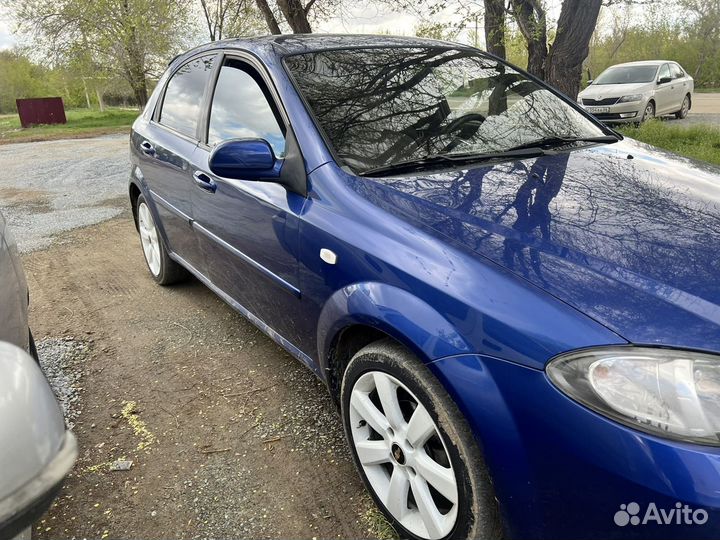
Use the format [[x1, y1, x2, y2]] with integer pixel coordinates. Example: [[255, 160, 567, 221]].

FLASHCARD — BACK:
[[360, 495, 398, 539], [618, 120, 720, 167], [0, 107, 138, 144], [694, 87, 720, 93]]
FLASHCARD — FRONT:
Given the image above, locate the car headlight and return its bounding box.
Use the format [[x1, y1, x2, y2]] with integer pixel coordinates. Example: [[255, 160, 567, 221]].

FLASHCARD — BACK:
[[547, 347, 720, 446], [618, 94, 643, 103]]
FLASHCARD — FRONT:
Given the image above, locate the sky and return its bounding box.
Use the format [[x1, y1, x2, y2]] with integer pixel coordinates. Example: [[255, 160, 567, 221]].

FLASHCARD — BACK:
[[0, 16, 15, 50], [0, 0, 567, 52]]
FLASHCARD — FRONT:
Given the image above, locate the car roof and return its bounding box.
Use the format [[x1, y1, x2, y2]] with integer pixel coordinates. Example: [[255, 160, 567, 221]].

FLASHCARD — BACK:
[[607, 60, 674, 68], [171, 34, 472, 66]]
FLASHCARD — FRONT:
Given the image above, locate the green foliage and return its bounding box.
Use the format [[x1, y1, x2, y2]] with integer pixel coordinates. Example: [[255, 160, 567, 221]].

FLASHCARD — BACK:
[[6, 0, 192, 104], [505, 30, 529, 69], [620, 121, 720, 167], [0, 48, 137, 114], [414, 22, 459, 41], [0, 50, 53, 113]]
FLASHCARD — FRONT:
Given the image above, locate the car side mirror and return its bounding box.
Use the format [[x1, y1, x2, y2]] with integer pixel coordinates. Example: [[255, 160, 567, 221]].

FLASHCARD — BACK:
[[0, 342, 77, 540], [208, 138, 282, 182], [586, 79, 593, 86], [658, 76, 672, 85]]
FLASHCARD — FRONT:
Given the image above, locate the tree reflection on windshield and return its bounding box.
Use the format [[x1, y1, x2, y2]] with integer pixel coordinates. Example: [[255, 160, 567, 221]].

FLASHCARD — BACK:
[[285, 47, 604, 173]]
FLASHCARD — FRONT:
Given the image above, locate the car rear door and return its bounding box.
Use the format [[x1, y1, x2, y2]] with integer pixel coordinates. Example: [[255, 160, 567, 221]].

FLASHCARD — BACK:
[[132, 54, 218, 274], [654, 63, 675, 115], [670, 63, 690, 110], [189, 53, 307, 347]]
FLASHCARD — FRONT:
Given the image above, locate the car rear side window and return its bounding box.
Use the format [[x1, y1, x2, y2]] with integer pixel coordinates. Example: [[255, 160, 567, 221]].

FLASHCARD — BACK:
[[159, 55, 216, 139], [207, 58, 286, 157], [671, 64, 685, 79]]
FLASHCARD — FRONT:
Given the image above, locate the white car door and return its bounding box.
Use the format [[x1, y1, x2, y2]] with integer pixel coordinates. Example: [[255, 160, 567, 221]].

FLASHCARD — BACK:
[[654, 63, 674, 115], [670, 63, 690, 111]]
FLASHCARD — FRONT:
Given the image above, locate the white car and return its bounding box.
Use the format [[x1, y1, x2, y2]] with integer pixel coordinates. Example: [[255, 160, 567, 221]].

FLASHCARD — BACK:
[[0, 342, 77, 540], [578, 60, 694, 124]]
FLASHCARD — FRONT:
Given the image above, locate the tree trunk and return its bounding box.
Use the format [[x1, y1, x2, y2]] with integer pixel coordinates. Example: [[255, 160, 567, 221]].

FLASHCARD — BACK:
[[255, 0, 282, 34], [510, 0, 547, 78], [483, 0, 505, 59], [199, 0, 217, 41], [543, 0, 602, 99], [276, 0, 312, 33], [95, 86, 105, 112], [124, 39, 148, 105], [82, 78, 92, 109]]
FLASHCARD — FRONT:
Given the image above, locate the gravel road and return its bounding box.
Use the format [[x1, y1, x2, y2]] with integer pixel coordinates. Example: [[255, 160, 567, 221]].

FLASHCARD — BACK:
[[0, 134, 128, 252]]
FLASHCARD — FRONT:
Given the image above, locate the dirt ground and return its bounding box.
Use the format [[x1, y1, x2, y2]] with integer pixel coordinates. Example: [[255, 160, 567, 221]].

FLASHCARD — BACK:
[[23, 213, 391, 539]]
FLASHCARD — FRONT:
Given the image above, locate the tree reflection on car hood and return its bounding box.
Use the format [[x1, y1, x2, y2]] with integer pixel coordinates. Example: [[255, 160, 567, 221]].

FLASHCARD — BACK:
[[347, 140, 720, 351]]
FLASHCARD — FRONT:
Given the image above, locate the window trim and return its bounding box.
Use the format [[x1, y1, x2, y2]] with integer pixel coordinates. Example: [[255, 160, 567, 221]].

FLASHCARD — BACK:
[[199, 50, 292, 152], [151, 52, 220, 143]]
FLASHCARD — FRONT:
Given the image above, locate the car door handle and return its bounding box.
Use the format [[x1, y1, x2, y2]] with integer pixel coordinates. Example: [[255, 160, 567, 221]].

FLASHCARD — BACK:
[[193, 171, 217, 193], [140, 140, 155, 156]]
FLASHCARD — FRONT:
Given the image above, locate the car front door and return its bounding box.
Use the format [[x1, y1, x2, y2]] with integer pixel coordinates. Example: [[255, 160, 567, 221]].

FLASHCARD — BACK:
[[654, 63, 674, 115], [190, 54, 307, 346], [134, 54, 217, 274]]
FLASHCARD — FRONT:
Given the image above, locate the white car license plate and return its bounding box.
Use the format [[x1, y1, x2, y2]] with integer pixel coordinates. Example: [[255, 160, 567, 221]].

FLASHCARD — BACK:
[[586, 106, 610, 113]]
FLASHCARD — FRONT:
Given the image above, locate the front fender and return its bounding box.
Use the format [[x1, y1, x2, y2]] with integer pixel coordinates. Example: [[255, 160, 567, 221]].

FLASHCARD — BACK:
[[316, 281, 474, 371]]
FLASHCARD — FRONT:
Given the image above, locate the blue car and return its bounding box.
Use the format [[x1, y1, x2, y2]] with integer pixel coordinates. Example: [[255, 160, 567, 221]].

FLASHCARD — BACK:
[[128, 35, 720, 540]]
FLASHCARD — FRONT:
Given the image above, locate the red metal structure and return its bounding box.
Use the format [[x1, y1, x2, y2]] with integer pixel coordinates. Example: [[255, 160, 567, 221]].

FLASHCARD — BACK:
[[15, 97, 67, 128]]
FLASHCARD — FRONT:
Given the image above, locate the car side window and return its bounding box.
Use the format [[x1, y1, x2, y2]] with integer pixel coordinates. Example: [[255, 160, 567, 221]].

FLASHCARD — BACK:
[[671, 64, 685, 79], [207, 58, 286, 157], [658, 64, 671, 82], [159, 55, 216, 139]]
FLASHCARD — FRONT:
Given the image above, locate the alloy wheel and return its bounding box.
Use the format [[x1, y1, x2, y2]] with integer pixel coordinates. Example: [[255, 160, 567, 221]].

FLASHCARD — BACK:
[[642, 103, 654, 122], [681, 97, 689, 117], [349, 371, 458, 540], [138, 202, 161, 276]]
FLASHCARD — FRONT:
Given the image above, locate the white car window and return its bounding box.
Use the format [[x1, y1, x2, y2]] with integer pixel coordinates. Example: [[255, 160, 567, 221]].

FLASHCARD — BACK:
[[658, 64, 671, 82]]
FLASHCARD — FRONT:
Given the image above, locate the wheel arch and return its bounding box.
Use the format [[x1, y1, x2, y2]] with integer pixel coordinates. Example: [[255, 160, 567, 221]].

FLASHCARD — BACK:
[[128, 178, 170, 249], [129, 180, 142, 231], [318, 282, 474, 404]]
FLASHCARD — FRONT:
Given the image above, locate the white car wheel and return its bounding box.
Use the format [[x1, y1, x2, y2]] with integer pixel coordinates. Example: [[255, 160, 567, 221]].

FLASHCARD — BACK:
[[641, 101, 655, 123], [349, 370, 459, 539], [138, 201, 161, 277]]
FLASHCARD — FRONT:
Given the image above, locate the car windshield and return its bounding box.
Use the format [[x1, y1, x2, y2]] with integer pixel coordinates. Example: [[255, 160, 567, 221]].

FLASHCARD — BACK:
[[593, 65, 658, 85], [284, 47, 605, 174]]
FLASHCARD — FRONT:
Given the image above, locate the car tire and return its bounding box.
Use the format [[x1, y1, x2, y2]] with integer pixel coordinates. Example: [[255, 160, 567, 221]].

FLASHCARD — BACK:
[[135, 194, 187, 285], [341, 339, 501, 540], [675, 95, 690, 119], [639, 101, 655, 124], [29, 329, 38, 363]]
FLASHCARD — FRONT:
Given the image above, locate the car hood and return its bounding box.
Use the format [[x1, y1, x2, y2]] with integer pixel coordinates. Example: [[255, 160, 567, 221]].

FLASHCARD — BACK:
[[579, 82, 651, 99], [356, 140, 720, 352]]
